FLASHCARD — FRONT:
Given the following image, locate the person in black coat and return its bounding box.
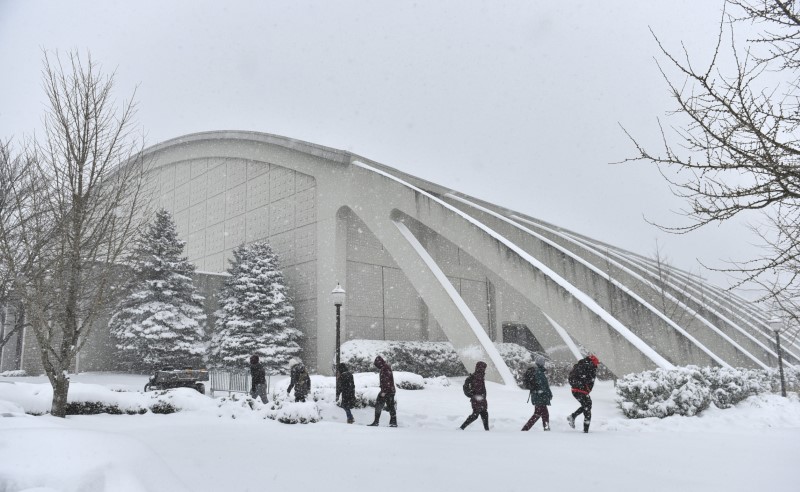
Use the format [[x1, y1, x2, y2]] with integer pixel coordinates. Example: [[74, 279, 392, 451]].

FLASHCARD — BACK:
[[567, 354, 599, 433], [249, 355, 268, 403], [287, 359, 311, 402], [336, 362, 356, 424], [368, 356, 397, 427], [460, 361, 489, 431]]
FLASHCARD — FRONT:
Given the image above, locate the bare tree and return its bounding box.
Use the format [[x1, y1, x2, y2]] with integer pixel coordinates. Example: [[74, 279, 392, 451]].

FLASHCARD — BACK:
[[0, 140, 37, 354], [622, 0, 800, 335], [649, 241, 704, 328], [0, 51, 149, 416]]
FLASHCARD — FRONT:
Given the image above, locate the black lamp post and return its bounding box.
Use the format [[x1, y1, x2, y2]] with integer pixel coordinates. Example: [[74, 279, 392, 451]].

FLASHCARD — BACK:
[[769, 317, 788, 398], [331, 282, 346, 374]]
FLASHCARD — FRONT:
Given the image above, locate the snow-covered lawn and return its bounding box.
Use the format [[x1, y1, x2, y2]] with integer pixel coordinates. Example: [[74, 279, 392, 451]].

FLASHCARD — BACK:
[[1, 372, 798, 492]]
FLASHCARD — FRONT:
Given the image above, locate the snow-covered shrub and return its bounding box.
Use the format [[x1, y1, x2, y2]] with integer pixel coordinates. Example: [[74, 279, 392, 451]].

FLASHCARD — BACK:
[[267, 400, 320, 424], [495, 343, 535, 385], [617, 366, 800, 418], [616, 366, 711, 418], [341, 340, 468, 377], [65, 401, 124, 415], [108, 209, 206, 371], [393, 371, 425, 390], [0, 370, 27, 377], [208, 241, 302, 373], [149, 401, 179, 414], [700, 367, 762, 409], [700, 366, 799, 408], [424, 376, 451, 387]]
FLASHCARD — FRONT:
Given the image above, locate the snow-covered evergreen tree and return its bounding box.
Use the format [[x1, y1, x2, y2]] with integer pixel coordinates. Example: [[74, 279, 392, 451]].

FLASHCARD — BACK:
[[209, 241, 301, 373], [108, 209, 206, 370]]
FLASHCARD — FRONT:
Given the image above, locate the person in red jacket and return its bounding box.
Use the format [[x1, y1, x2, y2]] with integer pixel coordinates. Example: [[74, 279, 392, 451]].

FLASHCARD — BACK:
[[567, 354, 599, 433], [368, 356, 397, 427], [460, 361, 489, 431]]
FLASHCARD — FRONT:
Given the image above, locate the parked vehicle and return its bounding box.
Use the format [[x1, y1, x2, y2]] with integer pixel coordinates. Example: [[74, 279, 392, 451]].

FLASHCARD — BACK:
[[144, 368, 209, 394]]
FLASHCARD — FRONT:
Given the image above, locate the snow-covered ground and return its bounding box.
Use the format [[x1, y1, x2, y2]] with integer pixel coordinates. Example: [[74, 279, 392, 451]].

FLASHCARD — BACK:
[[1, 372, 798, 492]]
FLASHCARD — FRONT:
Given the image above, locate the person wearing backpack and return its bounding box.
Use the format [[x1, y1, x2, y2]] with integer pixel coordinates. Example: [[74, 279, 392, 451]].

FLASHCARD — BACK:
[[567, 354, 599, 433], [287, 359, 311, 402], [459, 361, 489, 431], [249, 354, 269, 404], [368, 356, 398, 427], [336, 362, 356, 424], [521, 356, 552, 431]]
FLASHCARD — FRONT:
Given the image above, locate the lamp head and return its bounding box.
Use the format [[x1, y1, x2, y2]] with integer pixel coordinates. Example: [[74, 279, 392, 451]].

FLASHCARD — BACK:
[[331, 282, 346, 306]]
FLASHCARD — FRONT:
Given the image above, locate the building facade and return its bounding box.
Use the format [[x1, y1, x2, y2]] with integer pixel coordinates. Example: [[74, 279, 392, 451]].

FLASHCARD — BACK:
[[2, 131, 798, 382]]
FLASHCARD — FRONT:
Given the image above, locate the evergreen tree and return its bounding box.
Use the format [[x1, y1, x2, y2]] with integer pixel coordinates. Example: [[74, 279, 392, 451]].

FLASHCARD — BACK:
[[108, 209, 206, 370], [209, 241, 301, 373]]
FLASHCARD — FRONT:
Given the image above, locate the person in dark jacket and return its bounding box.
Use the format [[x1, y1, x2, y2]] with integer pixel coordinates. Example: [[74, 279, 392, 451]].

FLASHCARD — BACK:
[[460, 361, 489, 431], [249, 355, 268, 403], [567, 354, 599, 433], [287, 359, 311, 402], [368, 356, 397, 427], [336, 362, 356, 424], [522, 356, 552, 431]]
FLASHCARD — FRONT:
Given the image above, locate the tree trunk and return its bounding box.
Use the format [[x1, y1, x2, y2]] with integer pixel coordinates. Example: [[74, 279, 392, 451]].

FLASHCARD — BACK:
[[50, 372, 70, 417]]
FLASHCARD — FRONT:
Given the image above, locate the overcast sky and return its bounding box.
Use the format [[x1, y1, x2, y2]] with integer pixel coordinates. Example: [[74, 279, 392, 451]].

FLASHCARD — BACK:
[[0, 0, 761, 292]]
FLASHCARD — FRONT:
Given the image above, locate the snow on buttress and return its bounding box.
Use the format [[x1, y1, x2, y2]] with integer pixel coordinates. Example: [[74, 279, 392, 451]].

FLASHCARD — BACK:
[[353, 161, 674, 370]]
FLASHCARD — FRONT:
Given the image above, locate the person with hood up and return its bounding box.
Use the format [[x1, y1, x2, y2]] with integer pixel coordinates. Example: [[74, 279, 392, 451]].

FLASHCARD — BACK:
[[249, 355, 268, 404], [368, 356, 397, 427], [567, 354, 599, 433], [287, 358, 311, 402], [336, 362, 356, 424], [460, 361, 489, 431], [521, 355, 552, 431]]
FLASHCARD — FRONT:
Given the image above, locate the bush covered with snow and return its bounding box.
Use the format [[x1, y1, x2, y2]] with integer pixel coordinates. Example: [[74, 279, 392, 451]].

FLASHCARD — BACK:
[[616, 366, 800, 418], [495, 343, 536, 385], [341, 340, 468, 377], [0, 370, 27, 377], [268, 400, 321, 424], [616, 366, 711, 418]]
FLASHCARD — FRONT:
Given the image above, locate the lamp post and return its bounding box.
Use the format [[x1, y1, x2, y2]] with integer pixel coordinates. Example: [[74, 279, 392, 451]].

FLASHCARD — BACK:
[[331, 282, 346, 375], [769, 317, 788, 398]]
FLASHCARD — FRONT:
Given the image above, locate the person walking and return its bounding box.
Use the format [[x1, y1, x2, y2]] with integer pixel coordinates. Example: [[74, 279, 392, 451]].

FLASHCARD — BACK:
[[460, 361, 489, 431], [521, 356, 552, 431], [249, 355, 269, 404], [368, 356, 397, 427], [287, 359, 311, 402], [336, 362, 356, 424], [567, 354, 599, 433]]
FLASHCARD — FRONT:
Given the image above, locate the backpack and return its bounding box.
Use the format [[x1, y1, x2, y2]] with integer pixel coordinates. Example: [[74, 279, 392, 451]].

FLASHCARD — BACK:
[[522, 367, 538, 391], [295, 365, 310, 393], [568, 361, 582, 389], [462, 373, 475, 398]]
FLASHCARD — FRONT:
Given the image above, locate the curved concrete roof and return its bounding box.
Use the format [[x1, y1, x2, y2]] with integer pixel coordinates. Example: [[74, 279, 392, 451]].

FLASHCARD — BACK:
[[139, 131, 796, 381]]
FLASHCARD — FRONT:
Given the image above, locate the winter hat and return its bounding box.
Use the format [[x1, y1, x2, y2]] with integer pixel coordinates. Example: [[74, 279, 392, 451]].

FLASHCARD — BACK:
[[475, 361, 487, 374], [588, 354, 599, 366], [535, 355, 547, 367], [250, 355, 259, 364], [338, 362, 349, 373]]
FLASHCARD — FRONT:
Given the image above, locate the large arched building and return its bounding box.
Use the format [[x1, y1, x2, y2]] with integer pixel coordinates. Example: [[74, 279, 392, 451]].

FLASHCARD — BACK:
[[3, 131, 798, 382]]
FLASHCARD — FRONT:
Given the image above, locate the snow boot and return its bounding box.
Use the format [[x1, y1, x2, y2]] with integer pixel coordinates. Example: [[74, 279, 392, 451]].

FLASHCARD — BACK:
[[389, 417, 398, 428], [543, 423, 550, 431], [567, 415, 575, 429], [347, 418, 355, 424], [367, 421, 379, 427], [583, 420, 590, 433]]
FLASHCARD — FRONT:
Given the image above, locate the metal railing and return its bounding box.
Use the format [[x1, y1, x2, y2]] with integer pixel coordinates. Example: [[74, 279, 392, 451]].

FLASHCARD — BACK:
[[209, 370, 271, 397]]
